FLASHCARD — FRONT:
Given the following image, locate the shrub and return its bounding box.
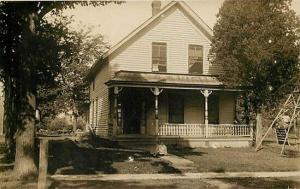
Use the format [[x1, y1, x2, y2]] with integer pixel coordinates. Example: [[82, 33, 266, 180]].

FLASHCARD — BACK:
[[76, 117, 86, 131], [46, 117, 72, 131]]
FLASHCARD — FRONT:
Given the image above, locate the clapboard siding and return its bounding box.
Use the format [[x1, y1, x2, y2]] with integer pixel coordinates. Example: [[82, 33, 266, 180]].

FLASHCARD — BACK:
[[90, 63, 111, 137], [109, 6, 212, 75]]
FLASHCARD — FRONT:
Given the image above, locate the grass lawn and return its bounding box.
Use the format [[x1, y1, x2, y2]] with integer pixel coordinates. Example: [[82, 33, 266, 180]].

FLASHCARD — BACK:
[[48, 138, 180, 175], [169, 142, 300, 172]]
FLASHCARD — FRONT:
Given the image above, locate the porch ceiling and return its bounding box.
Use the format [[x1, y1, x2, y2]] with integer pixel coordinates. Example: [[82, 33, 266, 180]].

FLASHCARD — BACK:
[[105, 71, 228, 90]]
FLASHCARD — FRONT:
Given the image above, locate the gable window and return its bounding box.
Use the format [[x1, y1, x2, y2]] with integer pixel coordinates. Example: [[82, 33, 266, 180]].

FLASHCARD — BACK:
[[168, 93, 184, 123], [188, 45, 203, 74], [208, 95, 219, 124], [152, 42, 167, 72]]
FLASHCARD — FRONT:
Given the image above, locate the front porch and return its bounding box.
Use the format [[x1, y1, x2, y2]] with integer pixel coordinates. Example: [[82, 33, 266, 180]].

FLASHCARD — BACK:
[[114, 123, 252, 148], [105, 71, 252, 147]]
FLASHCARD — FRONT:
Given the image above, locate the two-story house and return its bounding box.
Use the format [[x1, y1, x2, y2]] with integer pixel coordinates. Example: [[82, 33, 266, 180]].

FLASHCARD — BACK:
[[87, 1, 253, 148]]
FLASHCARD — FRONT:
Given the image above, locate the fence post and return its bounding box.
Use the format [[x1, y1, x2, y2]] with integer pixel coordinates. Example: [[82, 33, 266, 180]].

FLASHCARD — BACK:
[[38, 139, 49, 189]]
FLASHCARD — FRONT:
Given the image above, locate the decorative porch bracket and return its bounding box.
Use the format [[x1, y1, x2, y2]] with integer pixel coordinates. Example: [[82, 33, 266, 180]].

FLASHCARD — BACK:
[[150, 87, 163, 142], [114, 86, 123, 135], [200, 89, 212, 138]]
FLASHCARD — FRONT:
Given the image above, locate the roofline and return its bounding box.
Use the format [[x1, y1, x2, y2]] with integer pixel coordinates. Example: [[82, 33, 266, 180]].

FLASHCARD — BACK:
[[103, 1, 213, 60], [87, 1, 214, 79], [102, 1, 176, 59]]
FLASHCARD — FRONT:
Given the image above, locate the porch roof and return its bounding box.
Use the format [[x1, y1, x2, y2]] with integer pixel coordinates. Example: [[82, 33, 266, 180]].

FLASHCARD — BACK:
[[105, 71, 232, 90]]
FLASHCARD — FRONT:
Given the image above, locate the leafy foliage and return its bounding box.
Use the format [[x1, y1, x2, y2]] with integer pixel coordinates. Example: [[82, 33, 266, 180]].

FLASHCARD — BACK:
[[37, 16, 109, 122], [211, 0, 300, 113], [0, 1, 122, 177]]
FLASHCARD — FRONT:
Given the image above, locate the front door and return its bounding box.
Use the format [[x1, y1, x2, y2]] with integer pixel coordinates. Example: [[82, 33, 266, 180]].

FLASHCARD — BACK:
[[122, 89, 142, 134]]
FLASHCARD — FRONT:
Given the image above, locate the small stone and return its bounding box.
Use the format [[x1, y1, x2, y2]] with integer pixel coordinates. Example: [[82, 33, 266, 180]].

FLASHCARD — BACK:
[[128, 156, 134, 162]]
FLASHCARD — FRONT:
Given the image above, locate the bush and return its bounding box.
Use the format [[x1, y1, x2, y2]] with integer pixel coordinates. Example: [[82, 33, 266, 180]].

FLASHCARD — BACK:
[[46, 117, 73, 131], [76, 117, 86, 131]]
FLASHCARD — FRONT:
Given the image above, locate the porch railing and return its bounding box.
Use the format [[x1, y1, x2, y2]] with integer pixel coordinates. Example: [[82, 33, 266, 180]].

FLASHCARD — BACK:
[[158, 123, 252, 137], [158, 123, 206, 136]]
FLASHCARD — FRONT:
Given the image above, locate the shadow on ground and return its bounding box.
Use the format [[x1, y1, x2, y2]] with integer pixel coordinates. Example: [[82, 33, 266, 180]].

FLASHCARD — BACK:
[[220, 177, 300, 189], [48, 137, 181, 175], [49, 180, 177, 189]]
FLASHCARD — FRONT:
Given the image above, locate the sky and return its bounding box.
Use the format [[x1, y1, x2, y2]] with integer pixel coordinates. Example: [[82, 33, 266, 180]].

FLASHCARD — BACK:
[[64, 0, 300, 47]]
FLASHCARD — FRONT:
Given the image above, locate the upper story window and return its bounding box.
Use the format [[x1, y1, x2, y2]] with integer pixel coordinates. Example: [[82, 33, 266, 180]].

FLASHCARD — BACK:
[[152, 42, 167, 72], [188, 45, 203, 74]]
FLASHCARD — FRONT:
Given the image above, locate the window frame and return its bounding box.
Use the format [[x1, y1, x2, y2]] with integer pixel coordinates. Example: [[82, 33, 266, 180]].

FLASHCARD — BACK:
[[188, 44, 204, 74], [152, 42, 167, 73]]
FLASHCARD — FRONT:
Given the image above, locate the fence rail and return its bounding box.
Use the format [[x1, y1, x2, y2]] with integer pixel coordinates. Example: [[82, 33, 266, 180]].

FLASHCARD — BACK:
[[158, 123, 252, 137]]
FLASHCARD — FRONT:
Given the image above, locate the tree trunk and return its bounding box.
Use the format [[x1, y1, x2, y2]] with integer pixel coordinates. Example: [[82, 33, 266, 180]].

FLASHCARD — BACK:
[[255, 112, 263, 146], [4, 75, 16, 160], [73, 114, 77, 134], [13, 12, 38, 179], [72, 102, 77, 134], [13, 92, 37, 179]]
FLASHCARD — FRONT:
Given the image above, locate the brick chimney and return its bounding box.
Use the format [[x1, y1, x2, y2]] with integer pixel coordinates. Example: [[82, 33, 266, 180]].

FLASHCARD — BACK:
[[152, 1, 161, 16]]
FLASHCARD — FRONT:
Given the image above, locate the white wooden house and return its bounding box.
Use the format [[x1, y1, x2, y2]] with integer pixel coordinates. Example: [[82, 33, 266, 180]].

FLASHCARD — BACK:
[[87, 1, 253, 147]]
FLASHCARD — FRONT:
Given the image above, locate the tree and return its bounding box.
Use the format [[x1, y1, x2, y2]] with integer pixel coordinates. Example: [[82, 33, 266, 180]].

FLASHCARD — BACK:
[[0, 1, 122, 178], [210, 0, 300, 144], [38, 22, 109, 132]]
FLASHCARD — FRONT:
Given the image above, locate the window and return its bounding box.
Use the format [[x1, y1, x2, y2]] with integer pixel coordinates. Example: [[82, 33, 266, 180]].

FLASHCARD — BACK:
[[95, 98, 98, 126], [92, 78, 95, 91], [89, 101, 93, 124], [188, 45, 203, 74], [208, 95, 219, 124], [91, 100, 95, 125], [152, 42, 167, 72], [168, 94, 184, 123]]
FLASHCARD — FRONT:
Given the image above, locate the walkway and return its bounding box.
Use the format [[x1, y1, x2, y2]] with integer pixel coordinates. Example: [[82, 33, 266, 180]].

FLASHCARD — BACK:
[[51, 171, 300, 181], [160, 154, 195, 171]]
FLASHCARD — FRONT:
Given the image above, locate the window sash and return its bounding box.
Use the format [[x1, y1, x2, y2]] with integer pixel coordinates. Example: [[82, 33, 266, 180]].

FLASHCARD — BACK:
[[152, 42, 167, 72], [188, 45, 203, 74]]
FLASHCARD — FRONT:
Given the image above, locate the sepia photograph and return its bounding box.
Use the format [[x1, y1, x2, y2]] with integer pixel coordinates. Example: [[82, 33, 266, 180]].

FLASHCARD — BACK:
[[0, 0, 300, 188]]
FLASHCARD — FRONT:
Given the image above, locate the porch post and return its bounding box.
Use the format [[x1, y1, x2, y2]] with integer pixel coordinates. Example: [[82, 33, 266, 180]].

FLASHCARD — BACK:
[[113, 86, 122, 135], [150, 87, 163, 142], [201, 89, 212, 138]]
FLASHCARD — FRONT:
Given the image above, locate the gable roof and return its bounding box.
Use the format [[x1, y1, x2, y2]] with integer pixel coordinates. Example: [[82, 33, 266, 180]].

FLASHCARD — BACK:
[[87, 1, 213, 80]]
